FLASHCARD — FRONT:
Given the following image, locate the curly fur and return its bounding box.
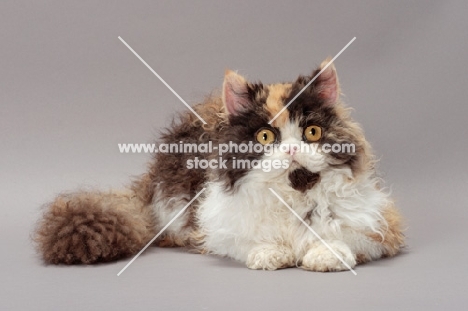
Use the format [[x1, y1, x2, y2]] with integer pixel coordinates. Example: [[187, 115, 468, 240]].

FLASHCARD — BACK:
[[35, 191, 156, 264], [34, 61, 405, 270]]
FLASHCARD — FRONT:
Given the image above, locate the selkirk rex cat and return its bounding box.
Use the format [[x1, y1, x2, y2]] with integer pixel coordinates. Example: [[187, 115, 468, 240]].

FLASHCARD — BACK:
[[35, 59, 404, 272]]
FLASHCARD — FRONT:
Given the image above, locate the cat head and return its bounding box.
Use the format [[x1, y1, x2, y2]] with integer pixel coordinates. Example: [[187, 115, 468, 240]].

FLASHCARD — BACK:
[[217, 59, 373, 191]]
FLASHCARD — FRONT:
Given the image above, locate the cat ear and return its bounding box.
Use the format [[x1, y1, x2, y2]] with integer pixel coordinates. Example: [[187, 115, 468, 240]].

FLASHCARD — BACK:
[[314, 58, 340, 106], [222, 70, 252, 115]]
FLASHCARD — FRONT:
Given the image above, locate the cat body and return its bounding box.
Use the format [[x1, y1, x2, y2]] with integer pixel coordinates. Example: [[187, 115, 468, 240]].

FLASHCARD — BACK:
[[35, 60, 404, 271]]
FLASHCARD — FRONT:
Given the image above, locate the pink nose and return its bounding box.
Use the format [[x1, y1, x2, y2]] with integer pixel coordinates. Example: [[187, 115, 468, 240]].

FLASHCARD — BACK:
[[288, 145, 298, 156]]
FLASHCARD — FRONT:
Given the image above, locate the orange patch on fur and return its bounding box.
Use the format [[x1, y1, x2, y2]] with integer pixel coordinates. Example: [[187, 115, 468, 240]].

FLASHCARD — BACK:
[[265, 83, 291, 127], [368, 201, 405, 257]]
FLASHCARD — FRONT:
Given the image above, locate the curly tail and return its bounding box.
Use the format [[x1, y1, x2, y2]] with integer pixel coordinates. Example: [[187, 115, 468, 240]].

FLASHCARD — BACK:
[[34, 187, 156, 264]]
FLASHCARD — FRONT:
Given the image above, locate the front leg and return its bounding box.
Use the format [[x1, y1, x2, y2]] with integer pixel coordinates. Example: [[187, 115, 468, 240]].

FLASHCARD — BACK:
[[301, 240, 356, 272], [340, 202, 405, 264], [246, 244, 295, 270], [300, 201, 404, 271]]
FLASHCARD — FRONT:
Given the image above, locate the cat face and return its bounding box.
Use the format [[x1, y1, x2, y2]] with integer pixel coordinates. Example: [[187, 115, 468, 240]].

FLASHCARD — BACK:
[[217, 60, 371, 191]]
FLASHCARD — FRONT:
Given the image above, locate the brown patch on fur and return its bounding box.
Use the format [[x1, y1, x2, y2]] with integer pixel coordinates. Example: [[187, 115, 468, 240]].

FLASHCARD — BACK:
[[356, 253, 371, 264], [142, 96, 225, 233], [368, 201, 405, 257], [214, 85, 274, 191], [152, 104, 216, 197], [265, 83, 291, 127], [331, 104, 375, 176], [285, 61, 375, 177], [288, 168, 320, 192], [156, 234, 187, 247], [130, 173, 156, 206], [34, 191, 156, 264]]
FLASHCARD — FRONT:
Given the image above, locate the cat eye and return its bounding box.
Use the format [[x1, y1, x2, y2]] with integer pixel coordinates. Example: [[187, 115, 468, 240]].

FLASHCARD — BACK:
[[304, 125, 322, 142], [256, 129, 276, 145]]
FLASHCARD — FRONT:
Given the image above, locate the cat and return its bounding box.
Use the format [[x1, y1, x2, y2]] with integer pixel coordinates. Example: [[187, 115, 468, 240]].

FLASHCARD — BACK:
[[34, 59, 404, 271]]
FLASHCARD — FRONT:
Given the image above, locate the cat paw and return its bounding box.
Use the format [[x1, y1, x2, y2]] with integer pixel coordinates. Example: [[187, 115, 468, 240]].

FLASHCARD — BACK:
[[246, 245, 294, 270], [301, 241, 356, 272]]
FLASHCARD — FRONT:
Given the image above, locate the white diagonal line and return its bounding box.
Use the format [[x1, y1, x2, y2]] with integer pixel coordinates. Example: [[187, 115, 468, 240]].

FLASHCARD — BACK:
[[268, 188, 357, 275], [117, 188, 206, 276], [118, 36, 207, 125], [268, 37, 356, 124]]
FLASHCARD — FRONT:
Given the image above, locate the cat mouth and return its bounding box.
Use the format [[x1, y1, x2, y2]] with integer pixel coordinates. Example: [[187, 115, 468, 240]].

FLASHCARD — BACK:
[[288, 158, 325, 174], [289, 159, 302, 169]]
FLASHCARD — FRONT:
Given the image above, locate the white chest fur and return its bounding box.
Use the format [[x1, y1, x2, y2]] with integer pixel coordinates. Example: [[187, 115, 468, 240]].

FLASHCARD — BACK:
[[197, 168, 387, 262]]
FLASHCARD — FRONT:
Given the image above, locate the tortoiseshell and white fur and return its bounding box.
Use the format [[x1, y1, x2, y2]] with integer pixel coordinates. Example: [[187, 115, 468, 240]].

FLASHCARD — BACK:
[[35, 60, 404, 271]]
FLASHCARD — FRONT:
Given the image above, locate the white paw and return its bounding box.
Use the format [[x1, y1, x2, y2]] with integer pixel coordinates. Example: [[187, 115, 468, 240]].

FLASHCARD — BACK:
[[246, 246, 294, 270], [301, 241, 356, 272]]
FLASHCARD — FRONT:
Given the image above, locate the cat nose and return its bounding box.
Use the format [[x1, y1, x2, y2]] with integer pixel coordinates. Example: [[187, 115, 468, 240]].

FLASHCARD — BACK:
[[284, 145, 299, 156], [290, 145, 298, 155]]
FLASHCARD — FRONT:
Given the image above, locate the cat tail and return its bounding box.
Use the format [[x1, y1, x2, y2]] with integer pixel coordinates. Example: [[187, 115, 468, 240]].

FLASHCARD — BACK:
[[34, 175, 157, 265]]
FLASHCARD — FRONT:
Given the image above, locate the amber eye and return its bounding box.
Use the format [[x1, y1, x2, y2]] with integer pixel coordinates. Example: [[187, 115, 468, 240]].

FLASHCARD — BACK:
[[304, 125, 322, 142], [256, 129, 276, 145]]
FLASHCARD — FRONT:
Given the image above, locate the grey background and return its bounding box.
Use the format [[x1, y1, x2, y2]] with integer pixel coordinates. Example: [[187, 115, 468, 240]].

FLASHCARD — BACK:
[[1, 0, 467, 310]]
